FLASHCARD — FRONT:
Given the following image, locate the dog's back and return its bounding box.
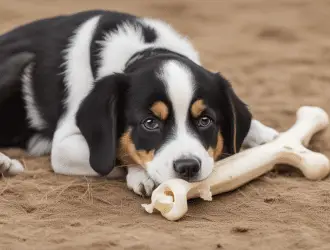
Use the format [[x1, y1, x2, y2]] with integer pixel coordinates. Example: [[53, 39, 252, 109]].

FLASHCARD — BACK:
[[0, 10, 198, 155], [0, 10, 142, 152]]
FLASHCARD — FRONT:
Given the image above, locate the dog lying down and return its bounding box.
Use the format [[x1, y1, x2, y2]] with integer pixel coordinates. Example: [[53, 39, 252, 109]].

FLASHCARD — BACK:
[[0, 10, 278, 196]]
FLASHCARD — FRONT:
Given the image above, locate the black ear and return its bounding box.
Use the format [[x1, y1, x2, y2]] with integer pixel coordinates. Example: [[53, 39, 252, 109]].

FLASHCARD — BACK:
[[76, 74, 128, 176], [216, 73, 252, 155]]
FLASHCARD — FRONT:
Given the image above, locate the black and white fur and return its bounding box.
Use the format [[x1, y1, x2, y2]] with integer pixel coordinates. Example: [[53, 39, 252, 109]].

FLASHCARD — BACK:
[[0, 10, 278, 196]]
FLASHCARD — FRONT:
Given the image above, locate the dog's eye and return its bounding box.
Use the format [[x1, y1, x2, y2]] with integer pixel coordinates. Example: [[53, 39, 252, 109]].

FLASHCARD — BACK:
[[197, 116, 212, 128], [142, 118, 160, 131]]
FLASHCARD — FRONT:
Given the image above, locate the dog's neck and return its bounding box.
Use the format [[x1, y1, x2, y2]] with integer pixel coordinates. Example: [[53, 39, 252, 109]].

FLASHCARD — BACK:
[[124, 47, 189, 73]]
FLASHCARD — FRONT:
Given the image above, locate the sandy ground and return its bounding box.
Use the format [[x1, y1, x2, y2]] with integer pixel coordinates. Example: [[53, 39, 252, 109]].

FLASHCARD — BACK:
[[0, 0, 330, 249]]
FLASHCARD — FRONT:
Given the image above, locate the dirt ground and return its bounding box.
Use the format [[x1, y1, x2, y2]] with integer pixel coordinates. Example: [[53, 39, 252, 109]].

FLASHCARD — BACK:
[[1, 0, 330, 249]]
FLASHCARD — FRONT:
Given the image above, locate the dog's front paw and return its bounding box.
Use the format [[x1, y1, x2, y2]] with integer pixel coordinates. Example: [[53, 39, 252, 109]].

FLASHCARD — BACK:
[[126, 167, 156, 197], [0, 153, 24, 176]]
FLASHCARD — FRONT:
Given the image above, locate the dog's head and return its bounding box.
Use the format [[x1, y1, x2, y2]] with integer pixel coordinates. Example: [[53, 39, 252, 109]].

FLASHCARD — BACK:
[[76, 49, 251, 183]]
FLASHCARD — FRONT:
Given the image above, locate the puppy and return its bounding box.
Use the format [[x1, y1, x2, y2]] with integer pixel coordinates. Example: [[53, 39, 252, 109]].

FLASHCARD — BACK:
[[0, 10, 278, 196]]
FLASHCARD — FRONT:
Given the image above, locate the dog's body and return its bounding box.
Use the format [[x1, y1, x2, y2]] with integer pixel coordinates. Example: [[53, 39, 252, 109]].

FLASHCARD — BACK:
[[0, 10, 278, 195]]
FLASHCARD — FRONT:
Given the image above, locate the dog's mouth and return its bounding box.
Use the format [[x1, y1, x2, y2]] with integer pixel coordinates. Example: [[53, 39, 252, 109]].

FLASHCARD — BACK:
[[177, 175, 208, 183]]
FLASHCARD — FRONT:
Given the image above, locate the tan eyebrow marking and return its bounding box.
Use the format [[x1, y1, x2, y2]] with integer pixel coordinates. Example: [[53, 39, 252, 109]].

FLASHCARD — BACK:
[[150, 101, 169, 120], [191, 99, 206, 118]]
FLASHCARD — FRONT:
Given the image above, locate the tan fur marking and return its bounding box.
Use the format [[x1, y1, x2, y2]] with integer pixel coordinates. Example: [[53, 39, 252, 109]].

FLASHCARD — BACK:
[[151, 101, 169, 120], [208, 148, 214, 158], [191, 99, 206, 118], [213, 131, 224, 160], [137, 150, 155, 164], [117, 130, 155, 168], [117, 131, 139, 165]]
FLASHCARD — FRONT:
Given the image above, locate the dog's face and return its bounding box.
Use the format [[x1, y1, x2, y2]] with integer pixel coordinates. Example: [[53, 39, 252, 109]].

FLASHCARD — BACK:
[[77, 55, 252, 183], [119, 59, 229, 184]]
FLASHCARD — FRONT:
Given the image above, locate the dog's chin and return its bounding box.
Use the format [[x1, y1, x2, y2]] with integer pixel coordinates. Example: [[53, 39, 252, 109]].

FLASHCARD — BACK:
[[147, 168, 214, 185], [187, 170, 214, 183], [186, 174, 211, 183]]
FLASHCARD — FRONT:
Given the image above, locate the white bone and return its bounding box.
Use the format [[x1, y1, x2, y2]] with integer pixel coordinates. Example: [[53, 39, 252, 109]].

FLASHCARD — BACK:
[[142, 106, 330, 221]]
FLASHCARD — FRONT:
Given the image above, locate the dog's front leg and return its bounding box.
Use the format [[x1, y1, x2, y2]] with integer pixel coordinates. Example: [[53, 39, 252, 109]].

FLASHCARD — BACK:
[[51, 123, 127, 180], [51, 135, 99, 176], [50, 122, 100, 177], [126, 166, 156, 197]]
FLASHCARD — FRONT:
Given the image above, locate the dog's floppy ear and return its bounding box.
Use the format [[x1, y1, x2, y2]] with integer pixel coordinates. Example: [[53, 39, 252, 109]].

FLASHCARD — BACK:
[[76, 74, 129, 176], [215, 73, 252, 155]]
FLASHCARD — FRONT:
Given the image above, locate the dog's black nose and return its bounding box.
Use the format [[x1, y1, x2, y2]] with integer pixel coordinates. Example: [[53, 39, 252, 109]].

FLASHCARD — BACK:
[[173, 157, 201, 179]]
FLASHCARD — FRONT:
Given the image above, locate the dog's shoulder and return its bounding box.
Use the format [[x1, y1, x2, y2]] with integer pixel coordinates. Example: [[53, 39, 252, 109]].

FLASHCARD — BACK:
[[0, 10, 201, 139]]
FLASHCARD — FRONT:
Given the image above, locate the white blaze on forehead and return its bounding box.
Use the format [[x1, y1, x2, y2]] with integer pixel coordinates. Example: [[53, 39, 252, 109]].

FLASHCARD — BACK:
[[159, 60, 195, 133]]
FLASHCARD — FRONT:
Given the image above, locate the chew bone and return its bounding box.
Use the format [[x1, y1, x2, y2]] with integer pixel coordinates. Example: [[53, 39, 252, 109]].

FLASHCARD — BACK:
[[142, 106, 330, 221]]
